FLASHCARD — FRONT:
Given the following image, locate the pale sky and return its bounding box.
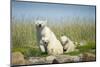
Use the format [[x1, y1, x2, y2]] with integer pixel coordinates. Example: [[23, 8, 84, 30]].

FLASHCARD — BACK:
[[12, 0, 96, 22]]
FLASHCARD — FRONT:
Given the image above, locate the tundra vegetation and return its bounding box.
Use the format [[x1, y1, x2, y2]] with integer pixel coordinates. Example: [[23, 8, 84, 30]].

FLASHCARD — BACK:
[[11, 17, 96, 65]]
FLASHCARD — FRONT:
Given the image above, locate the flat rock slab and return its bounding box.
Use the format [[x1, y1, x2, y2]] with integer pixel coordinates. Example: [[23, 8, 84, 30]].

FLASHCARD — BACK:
[[28, 53, 95, 64], [28, 55, 76, 64]]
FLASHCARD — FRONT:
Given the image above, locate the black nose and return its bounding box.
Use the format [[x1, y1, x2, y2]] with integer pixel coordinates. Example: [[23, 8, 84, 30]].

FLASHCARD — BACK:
[[44, 42, 47, 44], [63, 49, 66, 51], [39, 24, 41, 28]]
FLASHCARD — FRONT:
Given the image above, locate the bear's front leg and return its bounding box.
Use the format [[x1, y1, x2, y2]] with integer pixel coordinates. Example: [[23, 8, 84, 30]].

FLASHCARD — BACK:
[[39, 40, 46, 53], [39, 44, 46, 52]]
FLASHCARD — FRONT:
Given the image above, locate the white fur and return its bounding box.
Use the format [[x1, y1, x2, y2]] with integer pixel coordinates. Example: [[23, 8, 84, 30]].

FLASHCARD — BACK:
[[60, 36, 76, 53], [42, 37, 63, 55], [35, 20, 63, 55], [35, 20, 47, 52]]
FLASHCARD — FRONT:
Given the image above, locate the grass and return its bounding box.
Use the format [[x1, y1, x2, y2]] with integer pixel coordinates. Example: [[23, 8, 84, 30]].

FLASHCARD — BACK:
[[65, 41, 96, 56], [64, 51, 81, 56], [12, 47, 48, 58], [77, 41, 96, 52], [11, 18, 96, 57]]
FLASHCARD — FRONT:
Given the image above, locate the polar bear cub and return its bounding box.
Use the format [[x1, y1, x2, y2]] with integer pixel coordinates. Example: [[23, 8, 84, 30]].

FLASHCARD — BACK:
[[60, 35, 76, 53], [35, 20, 63, 55], [42, 37, 63, 55]]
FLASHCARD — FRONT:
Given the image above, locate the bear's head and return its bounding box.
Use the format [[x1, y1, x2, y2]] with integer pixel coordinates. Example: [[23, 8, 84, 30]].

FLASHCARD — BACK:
[[35, 20, 47, 29], [60, 36, 69, 46], [42, 37, 49, 46]]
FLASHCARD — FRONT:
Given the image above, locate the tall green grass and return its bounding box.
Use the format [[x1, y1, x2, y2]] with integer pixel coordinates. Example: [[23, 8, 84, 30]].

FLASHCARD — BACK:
[[11, 18, 96, 57]]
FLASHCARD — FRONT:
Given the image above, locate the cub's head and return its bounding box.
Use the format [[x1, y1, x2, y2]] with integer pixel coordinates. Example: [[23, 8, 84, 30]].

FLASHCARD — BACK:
[[60, 36, 69, 46], [42, 37, 49, 47], [35, 20, 47, 29], [60, 36, 70, 51]]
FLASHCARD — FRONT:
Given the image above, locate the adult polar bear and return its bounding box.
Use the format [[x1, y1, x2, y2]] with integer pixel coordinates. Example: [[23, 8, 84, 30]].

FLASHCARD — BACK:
[[42, 37, 63, 55], [35, 20, 63, 55]]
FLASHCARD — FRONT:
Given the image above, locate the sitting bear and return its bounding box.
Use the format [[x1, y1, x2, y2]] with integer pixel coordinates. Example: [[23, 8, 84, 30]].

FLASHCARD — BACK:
[[35, 20, 63, 55], [35, 20, 47, 52], [42, 37, 63, 55], [60, 35, 76, 53]]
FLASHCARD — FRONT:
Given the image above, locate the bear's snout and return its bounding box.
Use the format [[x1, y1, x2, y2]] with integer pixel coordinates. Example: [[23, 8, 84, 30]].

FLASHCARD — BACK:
[[44, 42, 47, 44], [39, 24, 41, 28], [63, 49, 66, 51]]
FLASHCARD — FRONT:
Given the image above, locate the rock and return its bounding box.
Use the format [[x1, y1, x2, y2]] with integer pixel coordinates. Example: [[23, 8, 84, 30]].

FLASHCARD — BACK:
[[28, 54, 82, 64], [46, 55, 56, 63], [25, 60, 33, 65], [28, 53, 95, 64], [81, 52, 96, 62], [70, 55, 81, 62], [11, 52, 25, 65], [28, 57, 46, 64], [55, 55, 73, 63], [54, 55, 81, 63], [52, 59, 60, 64]]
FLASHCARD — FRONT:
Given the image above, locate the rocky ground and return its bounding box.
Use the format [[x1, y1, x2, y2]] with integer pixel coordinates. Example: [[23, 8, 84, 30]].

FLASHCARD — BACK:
[[28, 53, 95, 64], [11, 52, 96, 66]]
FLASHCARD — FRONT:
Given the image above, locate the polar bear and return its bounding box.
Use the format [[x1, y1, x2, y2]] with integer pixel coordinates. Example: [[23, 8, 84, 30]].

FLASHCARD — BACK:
[[35, 20, 47, 52], [35, 20, 63, 55], [42, 37, 63, 55], [60, 35, 76, 53]]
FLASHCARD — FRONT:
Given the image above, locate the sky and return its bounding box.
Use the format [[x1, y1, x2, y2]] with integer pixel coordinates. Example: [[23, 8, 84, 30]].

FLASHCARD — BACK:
[[12, 0, 96, 22]]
